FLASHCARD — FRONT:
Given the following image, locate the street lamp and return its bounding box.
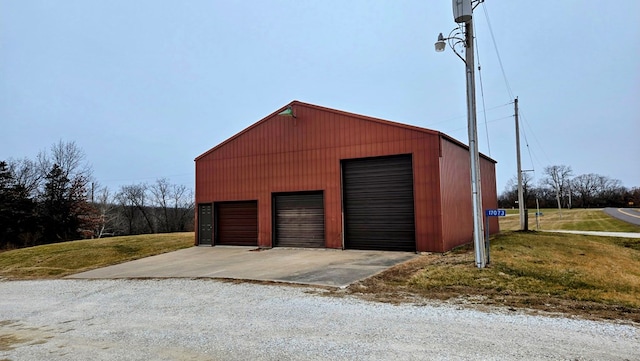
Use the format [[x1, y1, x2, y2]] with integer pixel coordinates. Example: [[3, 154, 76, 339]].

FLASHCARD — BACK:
[[436, 0, 486, 268], [435, 33, 446, 52]]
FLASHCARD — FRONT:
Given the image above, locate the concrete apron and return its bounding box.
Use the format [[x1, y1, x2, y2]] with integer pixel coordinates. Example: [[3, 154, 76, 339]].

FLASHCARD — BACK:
[[66, 246, 417, 288]]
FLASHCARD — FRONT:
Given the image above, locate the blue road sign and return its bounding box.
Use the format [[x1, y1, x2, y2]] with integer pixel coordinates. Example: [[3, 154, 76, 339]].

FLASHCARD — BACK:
[[485, 209, 506, 217]]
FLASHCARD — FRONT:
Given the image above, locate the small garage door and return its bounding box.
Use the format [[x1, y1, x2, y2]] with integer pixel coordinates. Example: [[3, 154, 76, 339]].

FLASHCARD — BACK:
[[215, 201, 258, 246], [274, 192, 324, 248], [342, 154, 415, 252]]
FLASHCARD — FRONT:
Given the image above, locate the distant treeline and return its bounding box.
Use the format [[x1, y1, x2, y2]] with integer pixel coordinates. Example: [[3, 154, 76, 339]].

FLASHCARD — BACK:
[[1, 141, 193, 250], [499, 164, 639, 209]]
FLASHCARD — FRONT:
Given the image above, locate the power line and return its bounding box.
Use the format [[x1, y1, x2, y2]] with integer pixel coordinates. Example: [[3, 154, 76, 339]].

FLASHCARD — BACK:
[[481, 2, 514, 101], [520, 111, 552, 166], [486, 115, 516, 123], [474, 20, 492, 157], [481, 2, 552, 178], [423, 102, 511, 129], [442, 115, 513, 134], [519, 122, 537, 170]]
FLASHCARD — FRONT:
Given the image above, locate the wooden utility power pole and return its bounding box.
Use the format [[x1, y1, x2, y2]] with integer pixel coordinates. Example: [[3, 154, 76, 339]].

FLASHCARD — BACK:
[[515, 98, 526, 230]]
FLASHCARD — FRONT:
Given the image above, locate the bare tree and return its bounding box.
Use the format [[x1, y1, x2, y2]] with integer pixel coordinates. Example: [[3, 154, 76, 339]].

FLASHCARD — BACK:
[[170, 184, 194, 232], [115, 187, 138, 235], [150, 178, 194, 232], [150, 178, 171, 232], [595, 176, 624, 206], [542, 165, 573, 216], [500, 172, 535, 209], [92, 184, 120, 238], [7, 158, 41, 198], [629, 187, 640, 207], [572, 173, 600, 207], [116, 184, 155, 233], [115, 180, 194, 235], [37, 140, 93, 196]]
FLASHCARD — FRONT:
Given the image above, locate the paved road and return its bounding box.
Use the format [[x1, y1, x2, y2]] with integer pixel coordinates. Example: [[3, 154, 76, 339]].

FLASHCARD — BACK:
[[1, 279, 638, 361], [543, 230, 640, 238], [603, 207, 640, 226]]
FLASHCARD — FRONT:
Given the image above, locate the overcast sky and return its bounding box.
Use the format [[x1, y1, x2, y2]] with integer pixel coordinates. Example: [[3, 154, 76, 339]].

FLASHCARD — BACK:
[[1, 1, 638, 195]]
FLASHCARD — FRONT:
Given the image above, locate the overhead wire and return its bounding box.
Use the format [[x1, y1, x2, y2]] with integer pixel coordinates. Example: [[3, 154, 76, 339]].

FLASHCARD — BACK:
[[481, 3, 513, 101], [424, 102, 511, 129], [521, 112, 552, 167], [442, 115, 514, 135], [481, 2, 546, 175], [473, 19, 492, 157]]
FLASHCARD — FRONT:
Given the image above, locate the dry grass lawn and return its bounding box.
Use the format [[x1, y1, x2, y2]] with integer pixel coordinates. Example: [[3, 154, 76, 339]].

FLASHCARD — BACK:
[[0, 233, 194, 279], [500, 208, 640, 232], [347, 230, 640, 323]]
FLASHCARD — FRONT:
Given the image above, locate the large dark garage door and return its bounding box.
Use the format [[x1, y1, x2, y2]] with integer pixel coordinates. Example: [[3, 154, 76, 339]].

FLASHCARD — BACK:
[[215, 201, 258, 246], [342, 154, 415, 252], [274, 192, 325, 248]]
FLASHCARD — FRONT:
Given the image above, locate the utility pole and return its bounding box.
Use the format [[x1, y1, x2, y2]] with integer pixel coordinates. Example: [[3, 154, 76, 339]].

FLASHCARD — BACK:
[[535, 198, 540, 230], [464, 16, 486, 267], [435, 0, 485, 268], [515, 98, 526, 230]]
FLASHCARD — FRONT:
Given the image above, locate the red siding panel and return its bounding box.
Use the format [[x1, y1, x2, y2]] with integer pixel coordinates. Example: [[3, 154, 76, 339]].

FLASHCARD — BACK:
[[439, 138, 499, 252], [439, 138, 473, 252]]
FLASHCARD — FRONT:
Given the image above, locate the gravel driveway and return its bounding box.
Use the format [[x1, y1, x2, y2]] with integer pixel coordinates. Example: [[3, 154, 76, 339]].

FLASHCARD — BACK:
[[1, 279, 638, 360]]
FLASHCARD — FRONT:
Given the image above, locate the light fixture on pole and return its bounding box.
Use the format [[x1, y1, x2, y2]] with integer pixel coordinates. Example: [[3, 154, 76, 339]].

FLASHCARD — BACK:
[[435, 33, 446, 52], [436, 0, 486, 268]]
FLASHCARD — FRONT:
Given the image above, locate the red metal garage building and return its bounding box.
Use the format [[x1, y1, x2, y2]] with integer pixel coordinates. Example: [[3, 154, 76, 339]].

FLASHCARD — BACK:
[[195, 101, 498, 253]]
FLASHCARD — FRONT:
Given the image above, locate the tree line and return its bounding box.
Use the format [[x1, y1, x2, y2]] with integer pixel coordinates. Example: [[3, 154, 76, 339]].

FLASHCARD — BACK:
[[499, 164, 639, 210], [1, 141, 194, 250]]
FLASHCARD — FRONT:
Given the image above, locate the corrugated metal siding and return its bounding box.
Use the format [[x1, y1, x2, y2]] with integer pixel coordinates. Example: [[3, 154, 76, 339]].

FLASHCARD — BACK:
[[342, 155, 415, 252], [195, 102, 451, 252], [274, 192, 324, 248], [439, 138, 473, 252], [439, 138, 499, 252]]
